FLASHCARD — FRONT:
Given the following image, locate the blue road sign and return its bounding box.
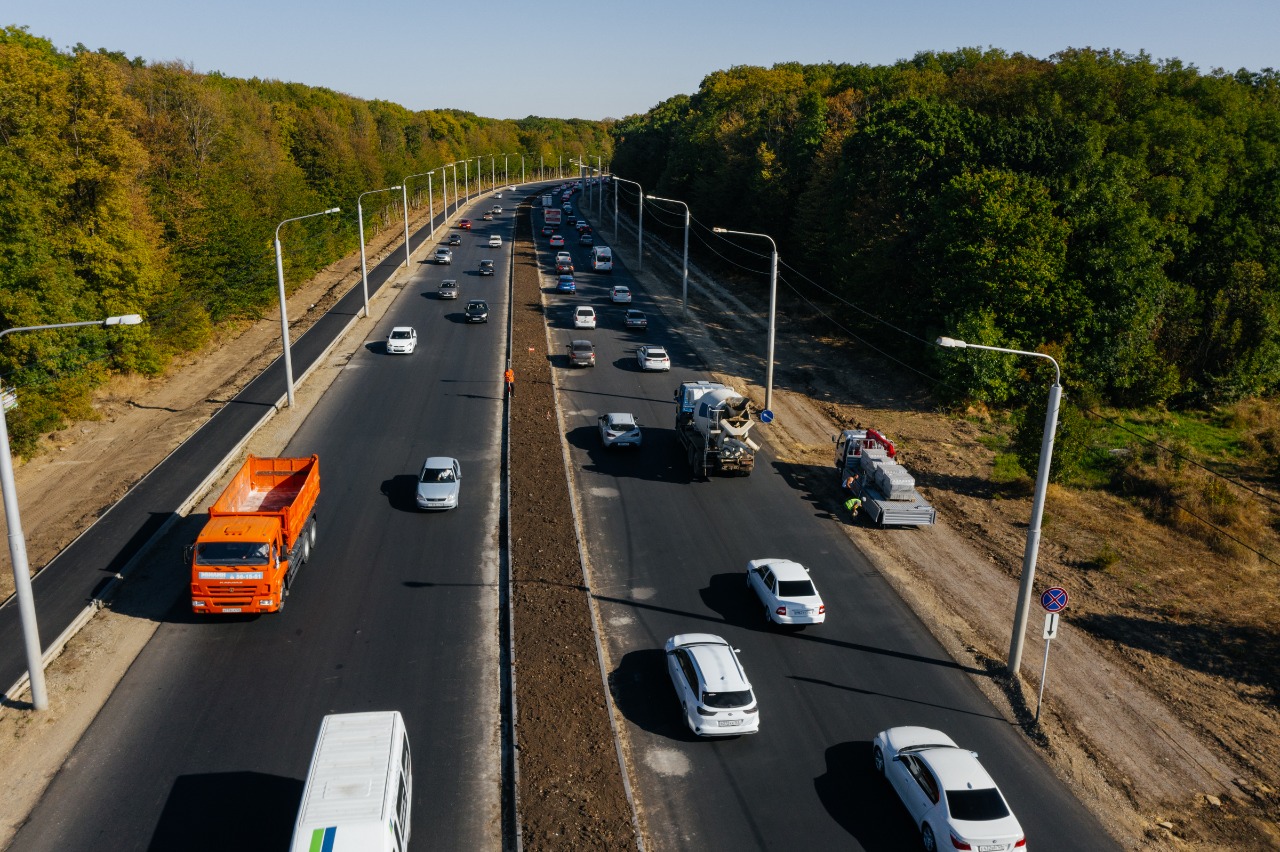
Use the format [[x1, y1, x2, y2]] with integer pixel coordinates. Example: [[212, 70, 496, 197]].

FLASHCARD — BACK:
[[759, 409, 775, 424], [1041, 587, 1069, 613]]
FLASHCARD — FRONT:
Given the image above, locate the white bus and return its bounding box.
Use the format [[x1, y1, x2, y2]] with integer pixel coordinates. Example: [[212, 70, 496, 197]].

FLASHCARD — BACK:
[[591, 245, 613, 273], [290, 711, 412, 852]]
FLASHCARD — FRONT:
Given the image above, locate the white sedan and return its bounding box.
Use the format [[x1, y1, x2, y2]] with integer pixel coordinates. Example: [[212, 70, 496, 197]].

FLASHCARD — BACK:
[[873, 727, 1025, 852], [385, 326, 417, 355], [745, 558, 825, 626], [636, 345, 670, 371], [488, 234, 502, 247], [598, 413, 641, 448], [416, 457, 462, 510], [611, 286, 632, 303]]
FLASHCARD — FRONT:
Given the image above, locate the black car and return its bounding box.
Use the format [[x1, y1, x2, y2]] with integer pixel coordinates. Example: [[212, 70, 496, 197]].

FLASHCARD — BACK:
[[479, 259, 495, 276], [465, 300, 489, 323], [447, 233, 462, 246]]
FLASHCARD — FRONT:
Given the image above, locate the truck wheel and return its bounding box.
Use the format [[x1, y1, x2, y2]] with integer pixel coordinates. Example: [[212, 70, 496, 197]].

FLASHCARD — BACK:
[[301, 536, 312, 565], [308, 517, 317, 548]]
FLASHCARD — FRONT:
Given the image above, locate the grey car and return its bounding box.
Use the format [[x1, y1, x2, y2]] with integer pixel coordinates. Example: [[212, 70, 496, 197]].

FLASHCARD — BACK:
[[438, 279, 459, 299], [567, 339, 596, 367], [434, 248, 453, 265], [416, 457, 461, 510]]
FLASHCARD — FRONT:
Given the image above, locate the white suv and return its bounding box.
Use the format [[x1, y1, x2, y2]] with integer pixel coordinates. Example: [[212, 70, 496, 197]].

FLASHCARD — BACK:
[[574, 306, 597, 329], [665, 634, 759, 736]]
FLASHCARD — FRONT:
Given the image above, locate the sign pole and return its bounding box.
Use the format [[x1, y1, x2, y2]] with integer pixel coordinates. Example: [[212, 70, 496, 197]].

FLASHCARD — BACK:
[[1035, 613, 1055, 723]]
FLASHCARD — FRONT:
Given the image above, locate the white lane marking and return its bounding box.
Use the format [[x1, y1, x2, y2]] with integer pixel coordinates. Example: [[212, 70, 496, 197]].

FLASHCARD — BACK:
[[644, 747, 692, 777]]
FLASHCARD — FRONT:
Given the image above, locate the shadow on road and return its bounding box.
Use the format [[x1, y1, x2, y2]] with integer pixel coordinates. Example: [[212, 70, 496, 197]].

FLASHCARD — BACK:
[[608, 647, 698, 741], [149, 771, 301, 852], [814, 741, 918, 850]]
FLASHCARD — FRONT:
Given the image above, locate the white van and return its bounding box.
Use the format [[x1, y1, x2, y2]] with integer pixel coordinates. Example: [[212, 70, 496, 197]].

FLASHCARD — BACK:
[[591, 246, 613, 273], [290, 711, 413, 852]]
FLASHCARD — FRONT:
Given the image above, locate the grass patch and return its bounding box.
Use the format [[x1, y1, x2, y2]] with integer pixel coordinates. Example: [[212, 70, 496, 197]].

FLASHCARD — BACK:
[[991, 452, 1027, 484]]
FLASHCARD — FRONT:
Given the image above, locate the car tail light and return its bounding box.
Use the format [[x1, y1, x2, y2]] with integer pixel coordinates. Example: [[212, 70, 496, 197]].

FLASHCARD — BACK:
[[742, 706, 758, 714], [948, 833, 971, 850], [696, 706, 715, 716], [818, 604, 826, 614], [776, 606, 787, 617], [1015, 839, 1026, 848]]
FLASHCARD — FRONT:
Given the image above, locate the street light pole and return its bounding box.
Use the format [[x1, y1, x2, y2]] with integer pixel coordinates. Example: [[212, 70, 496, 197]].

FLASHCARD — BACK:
[[274, 207, 340, 407], [401, 171, 434, 268], [714, 227, 778, 411], [0, 313, 143, 712], [593, 155, 603, 219], [936, 337, 1062, 677], [646, 195, 689, 318], [611, 177, 644, 273], [358, 185, 402, 318]]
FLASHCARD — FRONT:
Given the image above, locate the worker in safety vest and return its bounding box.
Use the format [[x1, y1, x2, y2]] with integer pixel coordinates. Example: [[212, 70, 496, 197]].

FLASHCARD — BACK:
[[504, 366, 515, 398]]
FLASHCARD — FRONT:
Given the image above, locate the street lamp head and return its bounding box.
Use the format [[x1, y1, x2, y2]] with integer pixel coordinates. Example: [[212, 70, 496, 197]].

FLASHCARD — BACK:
[[325, 207, 341, 214], [389, 185, 402, 190], [104, 314, 143, 326], [712, 227, 727, 233], [935, 336, 967, 348]]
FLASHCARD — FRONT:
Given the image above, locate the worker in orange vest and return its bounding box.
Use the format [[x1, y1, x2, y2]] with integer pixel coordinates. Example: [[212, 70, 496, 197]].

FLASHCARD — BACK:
[[504, 366, 515, 398]]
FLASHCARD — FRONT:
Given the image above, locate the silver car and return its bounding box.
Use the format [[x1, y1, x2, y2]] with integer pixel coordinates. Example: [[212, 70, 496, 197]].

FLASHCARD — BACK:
[[416, 457, 461, 510], [438, 279, 459, 299], [598, 413, 641, 448], [434, 248, 453, 265]]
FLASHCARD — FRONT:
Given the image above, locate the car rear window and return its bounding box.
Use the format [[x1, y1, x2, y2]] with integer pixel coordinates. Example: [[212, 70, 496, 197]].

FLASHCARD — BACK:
[[702, 689, 753, 709], [777, 580, 816, 597], [946, 788, 1010, 821]]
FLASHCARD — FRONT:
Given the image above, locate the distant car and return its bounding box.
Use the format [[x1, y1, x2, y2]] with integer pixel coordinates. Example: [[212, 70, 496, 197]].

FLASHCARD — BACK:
[[665, 634, 759, 737], [567, 215, 578, 227], [574, 306, 597, 329], [549, 234, 565, 247], [598, 412, 642, 448], [457, 219, 472, 230], [479, 259, 495, 276], [611, 286, 632, 304], [416, 456, 461, 510], [542, 224, 556, 236], [624, 309, 647, 329], [438, 279, 459, 299], [492, 205, 503, 214], [434, 248, 453, 265], [482, 212, 494, 221], [385, 326, 417, 355], [567, 339, 595, 367], [557, 275, 576, 293], [636, 345, 670, 372], [554, 251, 573, 265], [464, 299, 489, 323], [447, 233, 462, 246], [496, 192, 504, 198], [746, 559, 826, 626], [555, 261, 574, 275], [562, 203, 573, 213], [576, 221, 591, 233], [873, 727, 1025, 852], [579, 232, 594, 246], [488, 234, 502, 247]]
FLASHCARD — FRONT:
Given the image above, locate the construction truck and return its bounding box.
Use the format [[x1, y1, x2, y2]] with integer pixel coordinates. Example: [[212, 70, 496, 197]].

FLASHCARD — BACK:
[[188, 455, 320, 614], [674, 381, 759, 478], [834, 429, 936, 527]]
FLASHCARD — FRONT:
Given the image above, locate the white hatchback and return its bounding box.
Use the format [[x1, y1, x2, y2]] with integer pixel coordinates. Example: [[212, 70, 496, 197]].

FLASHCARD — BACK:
[[665, 634, 759, 737], [385, 326, 417, 355], [574, 306, 597, 329], [874, 727, 1025, 852], [746, 558, 826, 626], [598, 412, 641, 448], [611, 286, 632, 303], [636, 345, 670, 371]]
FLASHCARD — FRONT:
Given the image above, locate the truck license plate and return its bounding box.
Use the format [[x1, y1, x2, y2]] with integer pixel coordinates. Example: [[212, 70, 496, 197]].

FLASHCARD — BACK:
[[222, 607, 242, 613]]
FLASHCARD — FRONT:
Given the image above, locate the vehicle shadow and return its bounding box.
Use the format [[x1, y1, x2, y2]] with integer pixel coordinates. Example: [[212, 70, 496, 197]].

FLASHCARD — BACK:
[[771, 460, 846, 522], [566, 425, 694, 485], [698, 572, 762, 629], [380, 474, 422, 513], [814, 741, 918, 849], [149, 771, 301, 852], [609, 648, 699, 741]]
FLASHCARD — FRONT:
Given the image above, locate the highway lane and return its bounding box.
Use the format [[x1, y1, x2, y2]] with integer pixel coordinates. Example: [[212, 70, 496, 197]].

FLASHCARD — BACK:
[[8, 191, 527, 852], [549, 192, 1118, 851]]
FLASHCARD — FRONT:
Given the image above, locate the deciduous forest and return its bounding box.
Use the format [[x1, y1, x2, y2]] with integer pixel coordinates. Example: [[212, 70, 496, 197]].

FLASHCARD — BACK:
[[0, 27, 611, 454], [612, 49, 1280, 417]]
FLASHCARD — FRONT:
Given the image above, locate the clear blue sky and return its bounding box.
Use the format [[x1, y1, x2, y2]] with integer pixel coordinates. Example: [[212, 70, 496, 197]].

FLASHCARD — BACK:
[[13, 0, 1280, 121]]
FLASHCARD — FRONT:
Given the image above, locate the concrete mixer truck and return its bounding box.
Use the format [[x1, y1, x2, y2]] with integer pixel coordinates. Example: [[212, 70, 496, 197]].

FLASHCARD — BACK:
[[674, 381, 759, 478]]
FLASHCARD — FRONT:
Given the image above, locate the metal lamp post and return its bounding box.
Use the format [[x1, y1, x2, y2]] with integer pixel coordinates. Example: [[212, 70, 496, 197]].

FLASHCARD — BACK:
[[936, 336, 1062, 676], [646, 195, 689, 317], [612, 176, 644, 272], [358, 185, 402, 318], [593, 155, 603, 219], [275, 207, 340, 407], [1, 313, 143, 711], [402, 171, 436, 268], [713, 227, 778, 412]]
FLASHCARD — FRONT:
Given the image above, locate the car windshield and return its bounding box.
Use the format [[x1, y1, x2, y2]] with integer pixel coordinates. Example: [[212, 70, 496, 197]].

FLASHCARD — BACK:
[[390, 330, 411, 340], [946, 787, 1010, 821], [469, 302, 487, 310], [421, 467, 455, 483], [702, 689, 753, 709], [777, 579, 816, 597], [195, 542, 270, 566]]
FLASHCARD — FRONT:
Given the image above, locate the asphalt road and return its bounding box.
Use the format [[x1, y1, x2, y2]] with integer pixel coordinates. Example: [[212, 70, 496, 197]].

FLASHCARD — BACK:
[[7, 190, 526, 852], [550, 191, 1120, 851]]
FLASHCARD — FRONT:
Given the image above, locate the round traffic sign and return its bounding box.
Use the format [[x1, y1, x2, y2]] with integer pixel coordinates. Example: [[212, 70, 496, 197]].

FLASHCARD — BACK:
[[1041, 587, 1069, 613], [759, 409, 775, 424]]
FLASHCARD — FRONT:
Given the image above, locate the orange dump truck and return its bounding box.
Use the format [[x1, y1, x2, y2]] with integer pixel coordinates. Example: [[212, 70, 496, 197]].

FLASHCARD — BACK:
[[188, 455, 320, 614]]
